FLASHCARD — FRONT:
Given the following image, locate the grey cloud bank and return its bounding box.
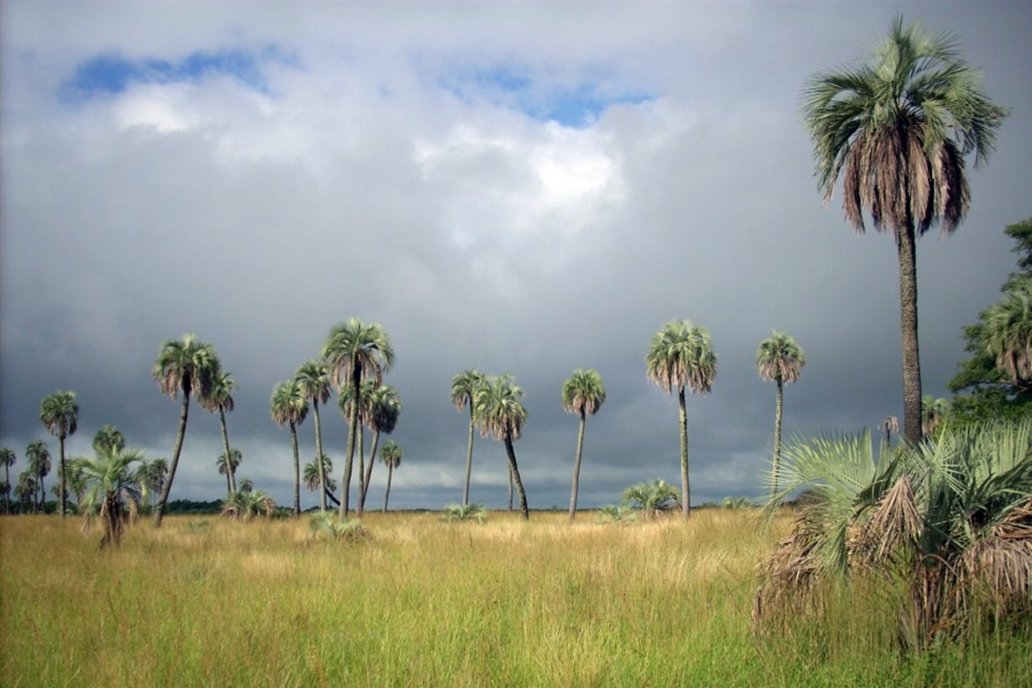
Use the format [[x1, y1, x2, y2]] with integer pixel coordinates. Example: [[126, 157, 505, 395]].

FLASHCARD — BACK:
[[2, 1, 1030, 511]]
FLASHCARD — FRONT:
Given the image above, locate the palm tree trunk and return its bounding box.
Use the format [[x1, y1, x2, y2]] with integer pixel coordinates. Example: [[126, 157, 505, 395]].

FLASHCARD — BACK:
[[896, 222, 924, 445], [678, 387, 690, 518], [568, 411, 587, 522], [357, 422, 366, 504], [290, 422, 301, 518], [463, 406, 475, 506], [503, 435, 529, 521], [340, 366, 361, 519], [383, 463, 394, 512], [507, 465, 514, 511], [38, 470, 45, 514], [219, 409, 236, 494], [59, 434, 67, 517], [358, 429, 381, 517], [313, 400, 327, 512], [771, 379, 784, 498], [154, 392, 190, 527], [3, 463, 9, 514]]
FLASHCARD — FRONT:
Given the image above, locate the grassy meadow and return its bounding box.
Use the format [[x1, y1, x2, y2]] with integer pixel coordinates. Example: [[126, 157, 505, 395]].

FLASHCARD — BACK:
[[1, 510, 1029, 687]]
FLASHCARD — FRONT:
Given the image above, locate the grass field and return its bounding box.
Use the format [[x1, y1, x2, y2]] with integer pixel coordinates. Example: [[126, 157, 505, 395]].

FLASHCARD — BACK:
[[1, 510, 1029, 687]]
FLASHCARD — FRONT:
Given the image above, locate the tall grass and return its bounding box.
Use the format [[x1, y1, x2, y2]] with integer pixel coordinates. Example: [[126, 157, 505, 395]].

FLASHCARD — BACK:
[[1, 511, 1028, 687]]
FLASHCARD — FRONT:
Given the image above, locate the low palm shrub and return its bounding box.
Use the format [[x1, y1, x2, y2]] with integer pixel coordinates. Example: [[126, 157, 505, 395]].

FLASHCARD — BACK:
[[442, 502, 487, 523], [597, 504, 637, 524], [309, 511, 368, 541], [754, 419, 1032, 650], [621, 479, 679, 519], [221, 490, 276, 520]]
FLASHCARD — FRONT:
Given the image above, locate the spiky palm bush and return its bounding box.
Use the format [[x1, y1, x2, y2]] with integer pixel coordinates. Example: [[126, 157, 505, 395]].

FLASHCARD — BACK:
[[76, 448, 147, 548], [621, 479, 680, 520], [597, 504, 637, 524], [754, 419, 1032, 650], [221, 490, 276, 520], [442, 502, 486, 523], [308, 511, 368, 541]]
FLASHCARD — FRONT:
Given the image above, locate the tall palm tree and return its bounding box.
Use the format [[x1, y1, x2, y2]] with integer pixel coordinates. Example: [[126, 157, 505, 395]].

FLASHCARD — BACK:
[[215, 448, 243, 495], [151, 333, 220, 527], [474, 374, 530, 520], [338, 380, 375, 508], [92, 425, 125, 454], [76, 447, 147, 548], [139, 458, 168, 513], [321, 318, 394, 519], [756, 332, 806, 497], [0, 448, 15, 514], [40, 390, 78, 517], [980, 280, 1032, 387], [451, 369, 487, 506], [381, 440, 402, 512], [646, 320, 717, 518], [359, 384, 401, 516], [561, 369, 606, 522], [25, 440, 50, 513], [202, 370, 238, 494], [295, 360, 332, 512], [804, 16, 1007, 445], [270, 379, 308, 518]]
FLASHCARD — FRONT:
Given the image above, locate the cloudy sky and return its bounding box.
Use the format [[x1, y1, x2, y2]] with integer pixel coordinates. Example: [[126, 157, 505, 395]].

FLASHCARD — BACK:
[[2, 1, 1030, 512]]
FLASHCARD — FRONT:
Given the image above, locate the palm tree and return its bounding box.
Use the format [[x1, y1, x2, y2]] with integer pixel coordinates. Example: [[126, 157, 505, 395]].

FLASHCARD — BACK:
[[25, 440, 50, 513], [295, 360, 332, 512], [321, 318, 394, 519], [40, 390, 78, 517], [270, 379, 308, 518], [381, 440, 402, 512], [15, 472, 37, 513], [645, 320, 717, 518], [337, 380, 374, 508], [921, 396, 950, 438], [980, 280, 1032, 387], [451, 369, 487, 506], [151, 333, 220, 527], [474, 374, 530, 520], [0, 448, 15, 514], [304, 453, 338, 506], [880, 416, 900, 448], [756, 332, 806, 497], [561, 369, 606, 522], [756, 418, 1032, 650], [201, 369, 238, 494], [359, 384, 401, 516], [804, 16, 1007, 445], [138, 458, 168, 513], [215, 448, 243, 495], [63, 461, 88, 511], [76, 447, 146, 548], [221, 489, 276, 520], [92, 425, 125, 454]]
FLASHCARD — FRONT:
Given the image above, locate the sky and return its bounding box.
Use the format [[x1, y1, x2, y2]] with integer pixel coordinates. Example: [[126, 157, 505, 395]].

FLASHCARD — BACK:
[[2, 1, 1030, 512]]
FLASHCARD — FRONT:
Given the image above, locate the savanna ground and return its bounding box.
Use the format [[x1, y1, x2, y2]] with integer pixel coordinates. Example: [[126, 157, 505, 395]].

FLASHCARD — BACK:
[[1, 510, 1029, 687]]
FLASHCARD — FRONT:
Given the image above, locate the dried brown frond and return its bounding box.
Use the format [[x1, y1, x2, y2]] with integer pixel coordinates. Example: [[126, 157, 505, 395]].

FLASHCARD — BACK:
[[856, 475, 922, 566], [957, 536, 1032, 616], [752, 520, 823, 628], [993, 499, 1032, 540]]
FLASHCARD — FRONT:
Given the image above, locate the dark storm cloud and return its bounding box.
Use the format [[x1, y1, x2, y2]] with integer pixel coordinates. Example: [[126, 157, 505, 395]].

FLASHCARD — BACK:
[[2, 1, 1030, 510]]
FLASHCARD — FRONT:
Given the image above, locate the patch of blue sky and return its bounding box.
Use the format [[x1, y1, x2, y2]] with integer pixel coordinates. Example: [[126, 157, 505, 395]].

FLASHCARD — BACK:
[[62, 45, 295, 101], [438, 62, 652, 128]]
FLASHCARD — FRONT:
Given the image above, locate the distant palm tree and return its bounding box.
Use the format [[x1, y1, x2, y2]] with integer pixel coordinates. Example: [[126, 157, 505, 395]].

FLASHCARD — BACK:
[[295, 360, 332, 512], [15, 472, 37, 513], [921, 396, 950, 438], [215, 448, 243, 495], [270, 379, 308, 517], [561, 369, 606, 522], [359, 384, 401, 516], [756, 332, 806, 497], [380, 440, 402, 512], [92, 425, 125, 455], [804, 16, 1007, 445], [304, 453, 338, 505], [451, 369, 487, 506], [76, 447, 146, 548], [321, 318, 394, 519], [25, 440, 51, 513], [40, 390, 78, 517], [238, 477, 254, 494], [474, 374, 530, 520], [0, 448, 15, 514], [151, 333, 220, 527], [646, 320, 717, 518], [138, 459, 168, 513], [880, 416, 900, 448], [981, 280, 1031, 387], [202, 369, 238, 494]]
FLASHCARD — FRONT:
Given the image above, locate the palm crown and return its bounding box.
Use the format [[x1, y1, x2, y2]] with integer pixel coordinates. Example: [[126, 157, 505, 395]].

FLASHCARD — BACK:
[[152, 333, 220, 400], [756, 332, 806, 384], [270, 380, 308, 428], [295, 360, 332, 405], [451, 369, 487, 411], [321, 318, 395, 391], [474, 374, 527, 442], [40, 391, 78, 440], [561, 369, 606, 417], [202, 371, 236, 414], [646, 320, 717, 395]]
